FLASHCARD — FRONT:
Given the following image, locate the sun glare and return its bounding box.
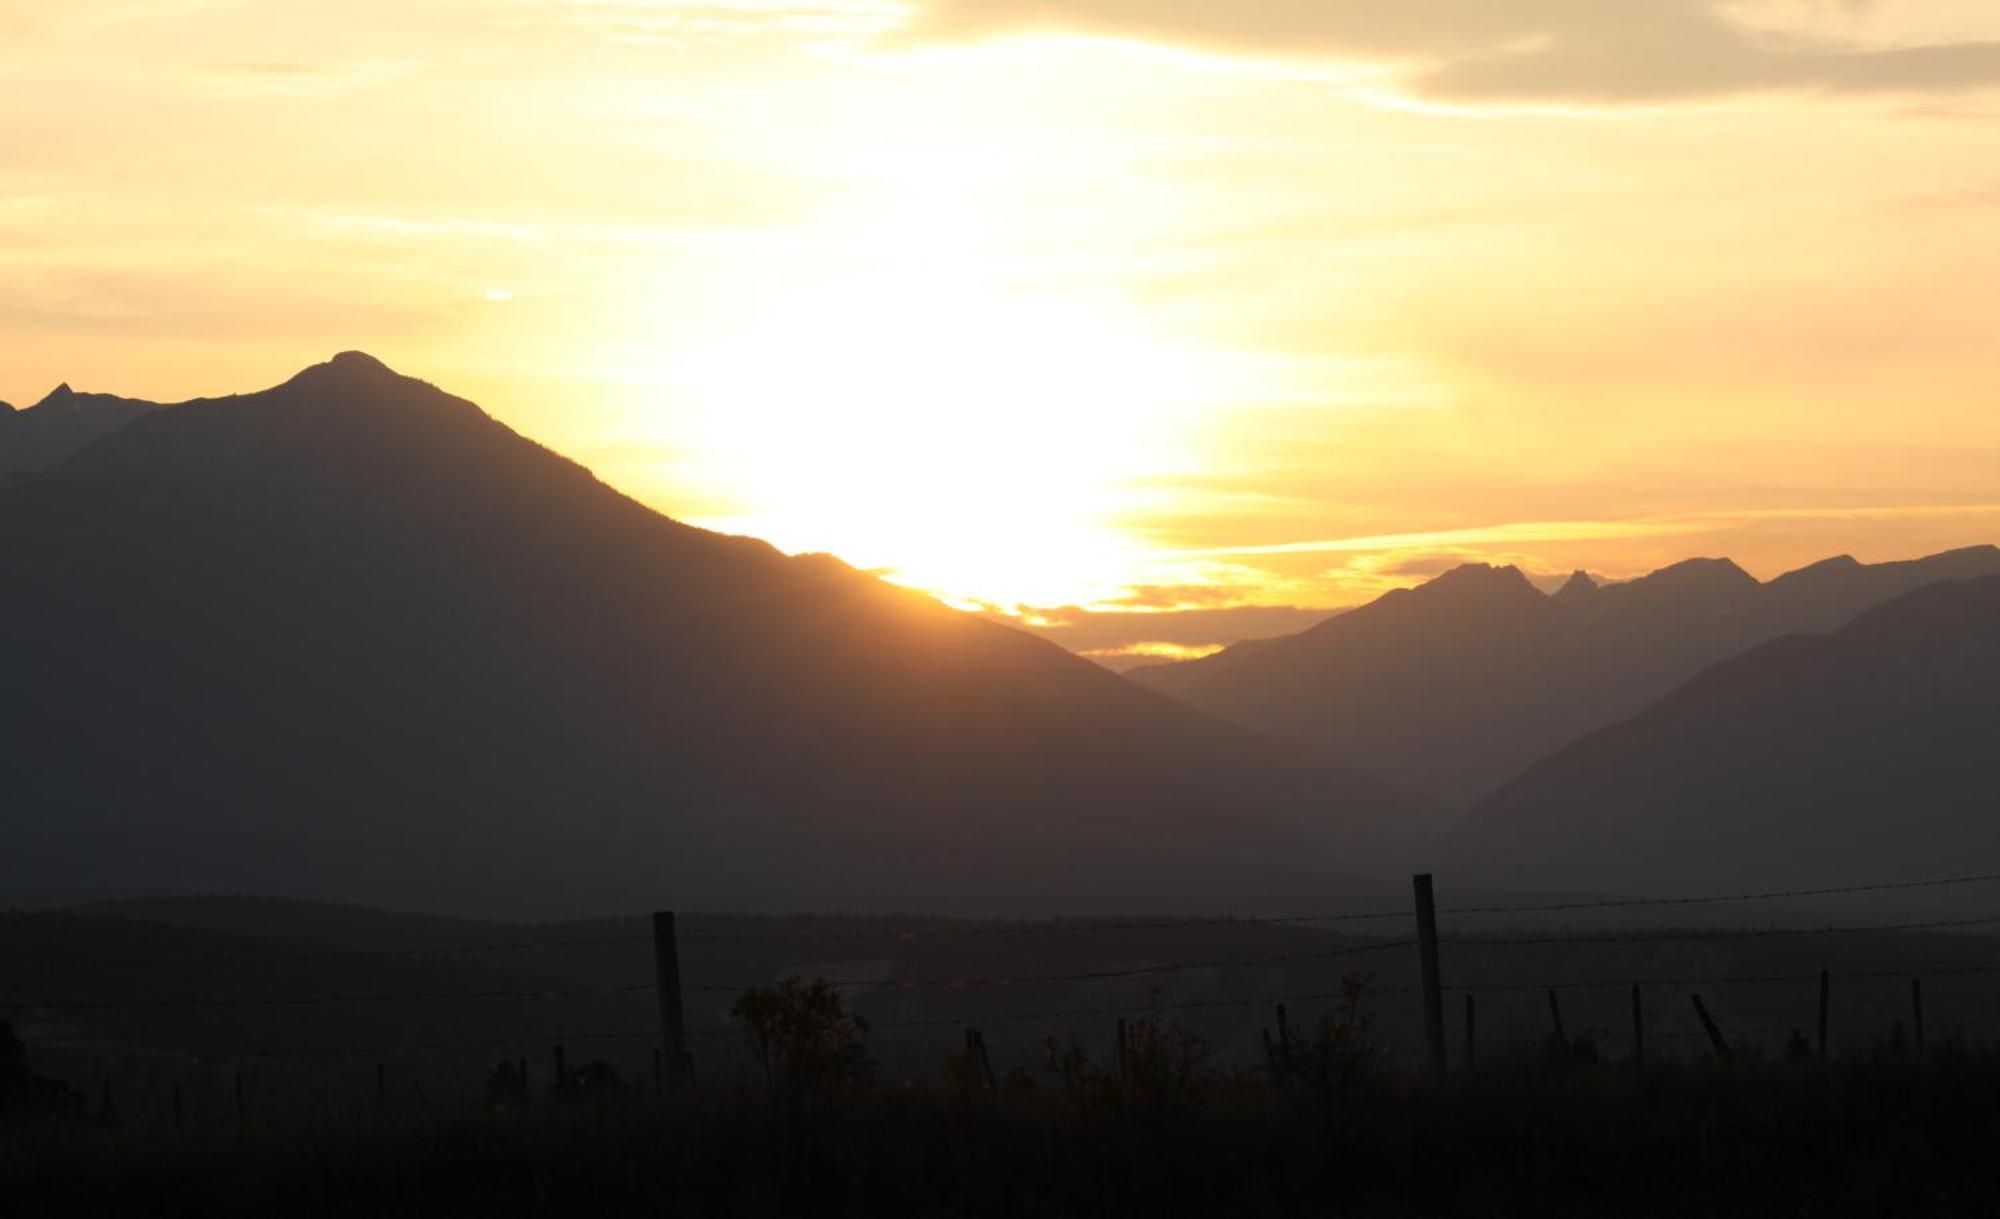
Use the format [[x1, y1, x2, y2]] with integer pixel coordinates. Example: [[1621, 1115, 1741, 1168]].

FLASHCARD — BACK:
[[630, 207, 1223, 611]]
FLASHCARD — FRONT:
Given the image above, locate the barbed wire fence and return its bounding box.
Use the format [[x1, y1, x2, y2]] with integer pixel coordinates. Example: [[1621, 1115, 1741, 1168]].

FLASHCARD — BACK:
[[9, 871, 2000, 1117]]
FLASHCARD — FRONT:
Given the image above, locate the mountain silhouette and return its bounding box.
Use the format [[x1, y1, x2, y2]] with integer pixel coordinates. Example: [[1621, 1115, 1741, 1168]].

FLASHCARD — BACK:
[[0, 381, 161, 477], [1446, 574, 2000, 893], [1129, 545, 2000, 805], [0, 353, 1422, 916]]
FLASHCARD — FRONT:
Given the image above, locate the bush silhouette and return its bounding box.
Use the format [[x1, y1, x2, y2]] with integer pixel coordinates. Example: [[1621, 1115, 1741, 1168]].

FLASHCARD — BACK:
[[732, 976, 872, 1119]]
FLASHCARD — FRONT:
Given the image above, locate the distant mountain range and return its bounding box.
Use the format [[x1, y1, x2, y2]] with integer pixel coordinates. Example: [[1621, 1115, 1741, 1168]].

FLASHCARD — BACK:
[[1446, 574, 2000, 892], [0, 353, 1419, 916], [9, 351, 1999, 910], [0, 382, 159, 476], [1130, 545, 2000, 806]]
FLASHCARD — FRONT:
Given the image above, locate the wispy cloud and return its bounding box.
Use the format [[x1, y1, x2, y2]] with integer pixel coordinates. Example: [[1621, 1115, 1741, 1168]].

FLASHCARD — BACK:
[[903, 0, 2000, 105], [1177, 503, 2000, 561]]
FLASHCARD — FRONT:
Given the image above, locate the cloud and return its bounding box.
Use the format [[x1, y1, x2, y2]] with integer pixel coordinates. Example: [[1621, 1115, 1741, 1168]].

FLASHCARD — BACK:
[[903, 0, 2000, 104], [1174, 502, 2000, 562], [998, 602, 1340, 668]]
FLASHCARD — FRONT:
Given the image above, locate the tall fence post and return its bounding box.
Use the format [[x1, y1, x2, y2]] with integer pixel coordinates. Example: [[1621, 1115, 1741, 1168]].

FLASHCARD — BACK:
[[1546, 989, 1567, 1048], [1413, 873, 1447, 1077], [652, 911, 691, 1091], [1912, 978, 1926, 1051], [1631, 984, 1645, 1065], [1817, 969, 1830, 1063]]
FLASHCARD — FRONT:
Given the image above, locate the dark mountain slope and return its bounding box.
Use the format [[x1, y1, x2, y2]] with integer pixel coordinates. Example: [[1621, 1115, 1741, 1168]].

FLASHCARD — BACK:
[[0, 353, 1421, 916], [0, 382, 161, 476], [1447, 575, 2000, 893], [1132, 545, 2000, 806]]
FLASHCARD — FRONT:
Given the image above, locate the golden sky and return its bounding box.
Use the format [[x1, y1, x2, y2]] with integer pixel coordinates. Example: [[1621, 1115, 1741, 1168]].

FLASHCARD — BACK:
[[7, 0, 2000, 663]]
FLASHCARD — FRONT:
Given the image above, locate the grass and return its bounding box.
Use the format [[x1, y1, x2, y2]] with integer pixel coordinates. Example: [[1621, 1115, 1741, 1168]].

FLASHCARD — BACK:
[[7, 1043, 2000, 1217]]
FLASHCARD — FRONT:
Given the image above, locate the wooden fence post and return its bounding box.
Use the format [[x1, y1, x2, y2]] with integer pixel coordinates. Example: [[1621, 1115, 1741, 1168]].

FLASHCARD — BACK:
[[1412, 873, 1447, 1077], [172, 1079, 184, 1125], [968, 1028, 996, 1094], [1631, 984, 1645, 1065], [652, 912, 691, 1092], [234, 1072, 245, 1121], [1912, 978, 1926, 1051], [1817, 969, 1830, 1063], [1547, 989, 1566, 1047], [376, 1063, 387, 1110], [1690, 994, 1730, 1058], [553, 1045, 567, 1095], [653, 1049, 663, 1097]]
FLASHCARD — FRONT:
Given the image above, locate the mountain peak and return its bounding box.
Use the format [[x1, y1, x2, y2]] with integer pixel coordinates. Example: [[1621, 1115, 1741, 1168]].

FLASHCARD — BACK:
[[1552, 570, 1598, 602], [327, 350, 393, 374], [31, 383, 76, 410], [1634, 556, 1755, 590], [1427, 562, 1535, 592], [286, 351, 405, 390]]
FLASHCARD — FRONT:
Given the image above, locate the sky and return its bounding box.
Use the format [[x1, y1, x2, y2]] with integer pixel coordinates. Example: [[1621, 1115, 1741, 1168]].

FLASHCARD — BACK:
[[6, 0, 2000, 666]]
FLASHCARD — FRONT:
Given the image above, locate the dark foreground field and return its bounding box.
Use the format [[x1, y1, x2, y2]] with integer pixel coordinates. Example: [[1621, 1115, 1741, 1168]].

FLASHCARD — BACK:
[[8, 1047, 2000, 1218]]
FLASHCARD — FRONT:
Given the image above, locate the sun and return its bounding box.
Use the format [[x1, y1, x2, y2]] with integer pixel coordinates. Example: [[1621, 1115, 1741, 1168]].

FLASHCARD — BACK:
[[632, 228, 1213, 611]]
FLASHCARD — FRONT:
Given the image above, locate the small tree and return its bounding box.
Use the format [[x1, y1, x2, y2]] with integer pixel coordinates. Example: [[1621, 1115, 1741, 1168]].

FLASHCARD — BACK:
[[732, 977, 872, 1116]]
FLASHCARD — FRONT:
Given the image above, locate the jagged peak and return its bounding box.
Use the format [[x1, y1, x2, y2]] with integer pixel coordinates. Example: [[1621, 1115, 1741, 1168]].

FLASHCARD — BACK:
[[1552, 570, 1598, 601], [31, 382, 76, 410], [1425, 562, 1536, 591]]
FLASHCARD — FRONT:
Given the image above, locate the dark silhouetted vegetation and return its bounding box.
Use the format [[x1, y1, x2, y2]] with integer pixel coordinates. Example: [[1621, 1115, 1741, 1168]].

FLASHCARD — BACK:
[[7, 998, 2000, 1217]]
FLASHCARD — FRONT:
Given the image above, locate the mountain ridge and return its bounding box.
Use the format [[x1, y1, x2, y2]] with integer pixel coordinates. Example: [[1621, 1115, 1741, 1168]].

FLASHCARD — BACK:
[[1446, 573, 2000, 893], [1131, 542, 2000, 805], [0, 353, 1426, 917]]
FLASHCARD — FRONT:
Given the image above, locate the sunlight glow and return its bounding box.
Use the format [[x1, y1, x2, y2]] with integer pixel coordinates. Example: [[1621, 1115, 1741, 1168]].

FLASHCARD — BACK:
[[623, 192, 1238, 610]]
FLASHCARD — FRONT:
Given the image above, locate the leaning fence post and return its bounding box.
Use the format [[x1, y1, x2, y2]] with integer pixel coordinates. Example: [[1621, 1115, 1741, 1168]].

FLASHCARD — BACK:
[[1817, 969, 1830, 1063], [968, 1028, 996, 1094], [1413, 873, 1447, 1076], [1631, 984, 1645, 1065], [376, 1063, 387, 1110], [1546, 989, 1567, 1047], [652, 911, 691, 1091], [1912, 978, 1926, 1051], [172, 1079, 184, 1125], [234, 1071, 245, 1121], [1690, 994, 1730, 1058]]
